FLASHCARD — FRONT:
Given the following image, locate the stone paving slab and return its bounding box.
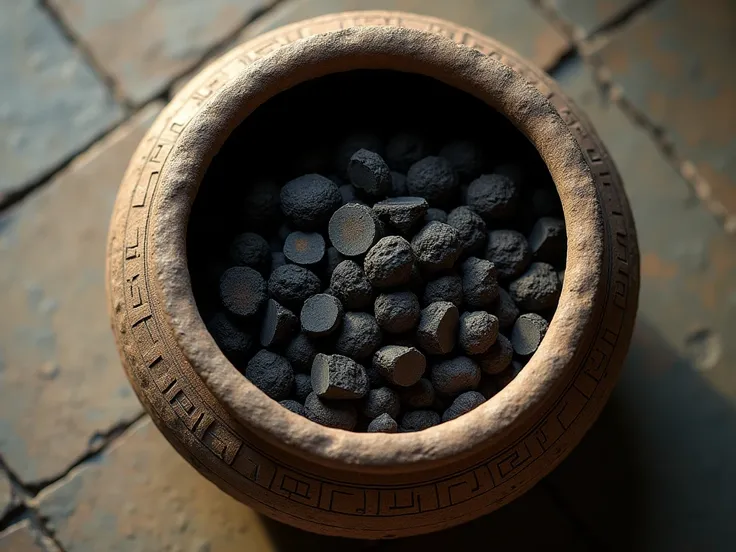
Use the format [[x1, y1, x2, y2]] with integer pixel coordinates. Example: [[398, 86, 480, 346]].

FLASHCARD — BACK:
[[49, 0, 278, 106], [548, 57, 736, 551], [0, 104, 163, 486], [0, 1, 123, 202], [0, 521, 56, 552], [592, 0, 736, 222], [0, 471, 15, 522], [544, 0, 646, 38]]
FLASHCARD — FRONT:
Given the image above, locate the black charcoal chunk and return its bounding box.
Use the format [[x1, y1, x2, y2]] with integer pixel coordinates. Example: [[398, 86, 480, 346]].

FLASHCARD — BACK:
[[493, 288, 520, 330], [294, 373, 313, 402], [400, 378, 435, 409], [461, 257, 500, 308], [373, 345, 426, 387], [304, 392, 357, 430], [365, 363, 385, 388], [511, 313, 549, 357], [411, 222, 462, 272], [374, 292, 421, 334], [528, 217, 566, 266], [442, 391, 486, 422], [467, 174, 519, 221], [447, 206, 487, 256], [406, 156, 459, 206], [424, 208, 448, 224], [390, 171, 408, 196], [367, 413, 398, 433], [364, 236, 414, 288], [311, 353, 369, 400], [280, 400, 305, 416], [373, 197, 428, 234], [280, 174, 341, 229], [459, 311, 499, 355], [324, 247, 346, 280], [243, 181, 281, 230], [439, 140, 484, 181], [335, 132, 383, 176], [386, 132, 429, 172], [271, 252, 287, 271], [330, 260, 374, 309], [229, 232, 271, 274], [338, 184, 360, 205], [486, 229, 532, 280], [334, 312, 382, 361], [361, 387, 401, 419], [206, 312, 253, 362], [423, 274, 463, 308], [399, 410, 440, 432], [475, 334, 513, 375], [220, 267, 267, 319], [284, 333, 317, 373], [300, 294, 343, 338], [348, 149, 392, 196], [328, 203, 383, 257], [283, 231, 326, 266], [268, 264, 321, 309], [260, 299, 298, 347], [508, 262, 562, 311], [246, 350, 294, 400], [416, 302, 459, 355], [430, 356, 481, 395]]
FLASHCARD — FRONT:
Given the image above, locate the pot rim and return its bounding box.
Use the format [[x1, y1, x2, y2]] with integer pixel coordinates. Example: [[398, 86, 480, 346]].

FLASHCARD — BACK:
[[149, 24, 605, 472]]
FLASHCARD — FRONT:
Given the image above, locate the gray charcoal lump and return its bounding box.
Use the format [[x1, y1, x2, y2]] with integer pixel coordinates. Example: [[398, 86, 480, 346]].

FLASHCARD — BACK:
[[328, 203, 383, 257], [508, 262, 562, 311], [386, 132, 429, 172], [493, 288, 520, 330], [447, 206, 487, 255], [229, 232, 271, 274], [363, 236, 414, 288], [442, 391, 486, 422], [431, 356, 481, 395], [293, 372, 313, 402], [439, 140, 484, 181], [280, 174, 342, 229], [425, 208, 448, 224], [406, 156, 459, 206], [373, 345, 426, 387], [373, 196, 428, 234], [243, 181, 281, 230], [511, 313, 549, 357], [206, 312, 253, 361], [467, 173, 519, 221], [423, 274, 463, 308], [311, 353, 369, 400], [459, 311, 499, 355], [329, 260, 374, 310], [334, 312, 382, 361], [283, 231, 326, 266], [348, 149, 392, 196], [486, 229, 532, 280], [268, 264, 321, 309], [304, 392, 357, 430], [476, 334, 513, 375], [300, 294, 343, 337], [284, 333, 317, 373], [411, 222, 462, 272], [336, 132, 383, 176], [220, 266, 267, 319], [416, 301, 459, 356], [245, 350, 294, 400], [528, 217, 566, 266], [260, 299, 297, 347], [400, 378, 436, 409], [461, 257, 499, 308], [367, 413, 398, 433], [280, 399, 305, 416], [361, 387, 401, 419], [374, 291, 421, 334], [399, 410, 440, 432]]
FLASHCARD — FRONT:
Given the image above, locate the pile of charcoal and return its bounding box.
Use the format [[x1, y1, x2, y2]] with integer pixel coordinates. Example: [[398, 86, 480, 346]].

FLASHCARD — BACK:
[[204, 134, 565, 433]]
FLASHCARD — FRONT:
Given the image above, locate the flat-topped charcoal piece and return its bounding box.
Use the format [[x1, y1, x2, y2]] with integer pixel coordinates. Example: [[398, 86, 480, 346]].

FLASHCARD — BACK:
[[220, 266, 267, 319], [416, 301, 459, 356], [373, 345, 426, 387], [335, 132, 383, 176], [283, 231, 326, 266], [528, 217, 566, 266], [260, 299, 298, 347], [311, 353, 369, 400], [328, 203, 383, 257], [511, 313, 550, 357], [348, 149, 392, 196], [300, 294, 343, 338], [373, 196, 428, 234]]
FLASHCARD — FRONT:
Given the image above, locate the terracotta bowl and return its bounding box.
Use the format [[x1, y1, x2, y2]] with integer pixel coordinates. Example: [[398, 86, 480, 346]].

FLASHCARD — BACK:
[[106, 11, 639, 539]]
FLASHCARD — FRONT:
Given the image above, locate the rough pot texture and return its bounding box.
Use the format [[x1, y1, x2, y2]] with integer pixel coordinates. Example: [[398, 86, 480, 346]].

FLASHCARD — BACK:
[[106, 12, 639, 539]]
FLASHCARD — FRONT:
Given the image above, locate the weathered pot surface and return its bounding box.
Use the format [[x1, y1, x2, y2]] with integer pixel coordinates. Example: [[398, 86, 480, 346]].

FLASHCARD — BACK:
[[106, 11, 639, 538]]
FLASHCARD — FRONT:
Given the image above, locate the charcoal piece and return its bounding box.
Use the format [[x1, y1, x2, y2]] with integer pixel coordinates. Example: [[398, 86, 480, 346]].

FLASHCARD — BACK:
[[406, 156, 459, 206], [461, 257, 499, 308], [304, 392, 357, 430], [335, 132, 383, 176], [495, 360, 525, 390], [229, 232, 270, 274], [284, 333, 317, 373], [260, 299, 298, 347], [459, 311, 499, 355], [300, 294, 343, 338], [363, 236, 414, 288], [280, 400, 305, 416], [439, 140, 484, 181], [245, 350, 294, 400], [334, 312, 382, 361], [493, 288, 520, 330], [447, 206, 487, 255], [280, 174, 341, 229], [424, 208, 448, 224], [268, 264, 321, 309], [367, 413, 398, 433], [400, 378, 435, 409], [373, 197, 428, 234], [206, 312, 253, 362], [411, 222, 462, 272], [242, 181, 281, 230], [373, 345, 426, 387], [328, 203, 383, 257], [271, 252, 287, 271], [423, 274, 463, 308], [511, 313, 549, 357], [528, 217, 566, 266], [374, 291, 421, 334], [311, 353, 369, 400], [294, 373, 313, 402], [365, 363, 386, 388], [283, 231, 326, 266], [348, 149, 392, 196], [324, 247, 346, 280], [338, 184, 360, 205], [478, 374, 498, 400], [386, 132, 429, 172], [361, 387, 401, 419], [442, 391, 486, 422], [220, 267, 267, 319], [399, 410, 440, 432], [467, 174, 519, 221], [485, 229, 532, 280], [330, 260, 374, 309], [391, 171, 408, 196], [531, 187, 562, 218], [508, 262, 562, 311], [431, 356, 481, 395], [476, 334, 513, 375], [416, 302, 459, 356]]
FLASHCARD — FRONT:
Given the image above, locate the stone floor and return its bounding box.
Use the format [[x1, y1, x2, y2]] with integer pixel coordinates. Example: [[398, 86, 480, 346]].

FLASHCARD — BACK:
[[1, 0, 734, 550]]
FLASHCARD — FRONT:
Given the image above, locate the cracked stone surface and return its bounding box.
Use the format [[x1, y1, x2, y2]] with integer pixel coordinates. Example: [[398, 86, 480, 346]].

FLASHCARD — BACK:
[[0, 521, 55, 552]]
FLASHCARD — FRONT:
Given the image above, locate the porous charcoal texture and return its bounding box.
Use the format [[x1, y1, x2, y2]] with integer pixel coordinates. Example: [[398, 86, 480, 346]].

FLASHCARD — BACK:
[[373, 345, 426, 387], [329, 260, 374, 309], [361, 387, 401, 419], [324, 247, 346, 280], [416, 302, 459, 356], [511, 313, 549, 357], [485, 229, 531, 280], [431, 356, 481, 395], [229, 232, 270, 274], [311, 353, 369, 400], [442, 391, 486, 422], [467, 174, 519, 221], [300, 294, 343, 338], [399, 410, 440, 432], [328, 203, 383, 257], [335, 132, 383, 176], [400, 378, 435, 409], [271, 252, 287, 271], [294, 373, 313, 402], [364, 363, 385, 388], [424, 208, 447, 224], [406, 156, 459, 206], [390, 171, 408, 196], [508, 262, 562, 311], [475, 334, 513, 375], [459, 311, 499, 355], [493, 288, 520, 330], [364, 236, 414, 288], [268, 265, 321, 309], [373, 197, 428, 234], [374, 291, 421, 334], [348, 149, 392, 196], [220, 266, 267, 319], [338, 184, 359, 205], [439, 140, 484, 181], [242, 181, 281, 230], [367, 413, 398, 433], [284, 333, 317, 373], [495, 360, 525, 390], [280, 174, 341, 229], [411, 222, 462, 272], [447, 206, 487, 255], [334, 312, 382, 361], [304, 392, 357, 430], [386, 132, 429, 172], [206, 312, 253, 362], [245, 350, 294, 400], [461, 257, 499, 308], [528, 217, 566, 266], [280, 400, 305, 416], [283, 231, 326, 266], [260, 299, 297, 347], [423, 274, 463, 308]]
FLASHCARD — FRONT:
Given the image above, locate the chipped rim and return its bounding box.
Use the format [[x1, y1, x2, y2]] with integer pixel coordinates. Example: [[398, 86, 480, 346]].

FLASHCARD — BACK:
[[149, 24, 604, 472]]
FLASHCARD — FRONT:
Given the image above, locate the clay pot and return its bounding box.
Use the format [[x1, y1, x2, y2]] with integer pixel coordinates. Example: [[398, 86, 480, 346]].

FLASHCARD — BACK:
[[106, 12, 639, 539]]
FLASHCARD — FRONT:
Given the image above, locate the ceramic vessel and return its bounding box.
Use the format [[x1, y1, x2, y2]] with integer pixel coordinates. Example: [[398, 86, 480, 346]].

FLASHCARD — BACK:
[[106, 11, 639, 538]]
